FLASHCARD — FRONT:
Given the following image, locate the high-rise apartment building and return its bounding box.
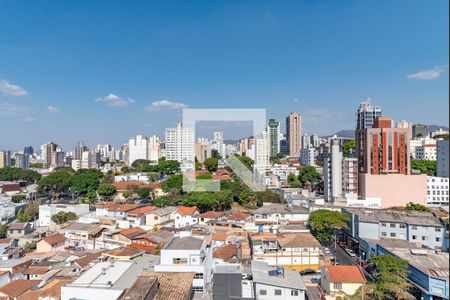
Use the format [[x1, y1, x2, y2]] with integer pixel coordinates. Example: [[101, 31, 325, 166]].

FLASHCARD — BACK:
[[301, 134, 310, 150], [254, 132, 269, 167], [356, 100, 382, 130], [95, 144, 111, 159], [74, 141, 88, 160], [147, 135, 161, 162], [310, 134, 320, 148], [50, 149, 65, 168], [23, 146, 34, 156], [357, 116, 409, 175], [437, 140, 449, 177], [42, 142, 58, 167], [342, 157, 358, 199], [15, 153, 29, 169], [0, 151, 11, 168], [324, 139, 343, 201], [128, 135, 148, 165], [267, 119, 280, 156], [286, 112, 302, 157], [165, 123, 195, 168], [279, 134, 287, 155], [213, 132, 226, 159], [195, 138, 211, 163]]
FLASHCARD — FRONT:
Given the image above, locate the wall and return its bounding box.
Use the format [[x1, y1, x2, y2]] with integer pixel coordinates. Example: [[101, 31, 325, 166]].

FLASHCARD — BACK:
[[359, 173, 427, 208]]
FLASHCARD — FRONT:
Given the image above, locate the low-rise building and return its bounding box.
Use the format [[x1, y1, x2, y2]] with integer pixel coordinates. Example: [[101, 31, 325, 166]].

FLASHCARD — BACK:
[[7, 223, 32, 239], [251, 260, 307, 300], [61, 222, 104, 250], [174, 206, 199, 228], [0, 279, 40, 299], [39, 203, 90, 227], [36, 233, 67, 252], [252, 203, 309, 228], [145, 206, 177, 229], [426, 176, 449, 207], [154, 236, 213, 294], [320, 265, 366, 299]]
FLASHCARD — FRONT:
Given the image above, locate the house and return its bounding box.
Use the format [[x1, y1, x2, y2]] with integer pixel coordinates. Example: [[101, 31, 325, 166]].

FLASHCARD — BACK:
[[61, 222, 104, 250], [7, 223, 33, 239], [104, 247, 145, 261], [128, 230, 173, 253], [199, 211, 226, 225], [136, 272, 195, 300], [19, 279, 72, 300], [174, 206, 199, 228], [111, 226, 147, 246], [36, 233, 67, 252], [0, 257, 32, 276], [213, 244, 239, 265], [0, 182, 20, 196], [211, 233, 228, 249], [0, 279, 40, 298], [95, 203, 139, 219], [121, 205, 157, 228], [252, 203, 309, 227], [250, 232, 323, 271], [251, 260, 307, 300], [22, 265, 50, 280], [320, 266, 366, 299], [154, 236, 213, 294], [112, 180, 165, 200], [145, 206, 178, 229]]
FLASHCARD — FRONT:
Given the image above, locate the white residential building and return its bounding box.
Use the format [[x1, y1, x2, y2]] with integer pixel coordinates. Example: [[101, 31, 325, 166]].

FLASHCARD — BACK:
[[342, 157, 358, 199], [147, 135, 161, 162], [96, 144, 111, 159], [410, 137, 436, 160], [128, 135, 148, 165], [437, 140, 449, 177], [39, 204, 90, 227], [254, 132, 270, 167], [165, 123, 195, 170], [174, 206, 199, 228], [154, 236, 213, 294], [426, 176, 449, 207], [324, 139, 343, 201], [114, 173, 149, 183], [255, 165, 299, 188], [213, 132, 226, 159], [300, 147, 315, 166]]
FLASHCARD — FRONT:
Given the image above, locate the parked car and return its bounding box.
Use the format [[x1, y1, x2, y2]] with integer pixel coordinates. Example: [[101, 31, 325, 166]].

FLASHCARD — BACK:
[[300, 269, 318, 275], [345, 248, 356, 257], [324, 247, 331, 253]]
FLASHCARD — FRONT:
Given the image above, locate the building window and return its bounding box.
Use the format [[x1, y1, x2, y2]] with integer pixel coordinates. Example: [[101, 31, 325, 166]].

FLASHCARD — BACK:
[[274, 289, 282, 296], [436, 237, 441, 242], [259, 289, 267, 296], [411, 226, 417, 230], [194, 273, 203, 279], [333, 283, 343, 289], [435, 228, 441, 232], [422, 236, 427, 241], [172, 258, 188, 265], [390, 223, 396, 228], [390, 233, 396, 237], [381, 223, 386, 227], [412, 235, 417, 240], [193, 287, 203, 293], [291, 290, 300, 296], [400, 224, 406, 229]]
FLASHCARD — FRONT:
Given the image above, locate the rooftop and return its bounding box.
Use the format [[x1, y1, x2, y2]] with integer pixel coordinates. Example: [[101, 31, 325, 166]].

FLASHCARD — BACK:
[[147, 206, 178, 217], [40, 233, 67, 245], [199, 211, 226, 219], [177, 206, 199, 216], [164, 236, 203, 250], [278, 233, 321, 248], [0, 279, 40, 298], [7, 222, 29, 230], [345, 208, 444, 227], [118, 226, 147, 239], [254, 203, 309, 215], [105, 247, 144, 259], [141, 272, 195, 300], [325, 266, 366, 283], [19, 279, 72, 300], [251, 260, 306, 290], [389, 248, 449, 279], [95, 202, 139, 212], [213, 244, 238, 261], [127, 205, 157, 216], [61, 222, 102, 233]]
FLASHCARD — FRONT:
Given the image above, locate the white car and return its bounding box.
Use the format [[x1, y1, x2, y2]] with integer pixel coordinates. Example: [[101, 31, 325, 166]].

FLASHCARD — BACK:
[[345, 249, 356, 257], [324, 247, 331, 253]]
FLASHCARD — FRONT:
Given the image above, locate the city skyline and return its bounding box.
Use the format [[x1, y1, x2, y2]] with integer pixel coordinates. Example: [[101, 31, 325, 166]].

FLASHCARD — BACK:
[[1, 1, 448, 149]]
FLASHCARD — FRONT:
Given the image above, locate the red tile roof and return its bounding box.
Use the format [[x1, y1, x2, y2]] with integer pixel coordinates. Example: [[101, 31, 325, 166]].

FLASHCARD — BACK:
[[177, 206, 199, 216], [112, 180, 161, 191], [199, 211, 225, 219], [74, 252, 103, 268], [40, 233, 66, 246], [0, 279, 40, 298], [127, 206, 157, 216], [127, 243, 157, 253], [228, 212, 250, 220], [22, 266, 49, 275], [211, 233, 228, 241], [213, 244, 238, 261], [119, 227, 147, 238], [326, 266, 366, 284], [105, 247, 144, 258]]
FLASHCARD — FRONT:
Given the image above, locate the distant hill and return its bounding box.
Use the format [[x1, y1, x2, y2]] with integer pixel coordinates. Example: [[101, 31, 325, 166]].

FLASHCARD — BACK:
[[325, 130, 355, 139], [429, 125, 449, 133]]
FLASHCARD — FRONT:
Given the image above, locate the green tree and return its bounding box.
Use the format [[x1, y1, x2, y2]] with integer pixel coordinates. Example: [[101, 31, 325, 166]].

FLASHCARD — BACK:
[[181, 190, 232, 211], [256, 189, 282, 206], [299, 166, 321, 191], [368, 254, 411, 299], [163, 174, 184, 193], [70, 169, 102, 196], [0, 224, 7, 238], [236, 155, 254, 169], [308, 210, 349, 242], [23, 241, 36, 253], [132, 159, 152, 171], [51, 211, 78, 225], [17, 208, 33, 222], [405, 202, 430, 212], [342, 140, 356, 158], [137, 187, 154, 199], [287, 173, 302, 188], [11, 194, 26, 203], [158, 159, 180, 175], [411, 160, 437, 176], [270, 153, 284, 164], [196, 173, 213, 180], [204, 157, 219, 172], [0, 167, 42, 184], [152, 196, 172, 207], [97, 183, 117, 199], [30, 162, 44, 169], [37, 170, 72, 199]]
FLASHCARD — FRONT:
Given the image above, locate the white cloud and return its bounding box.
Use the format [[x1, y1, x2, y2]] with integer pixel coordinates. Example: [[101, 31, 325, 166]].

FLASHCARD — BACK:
[[0, 102, 35, 121], [95, 93, 135, 107], [145, 99, 188, 112], [293, 98, 300, 103], [0, 80, 28, 96], [47, 106, 60, 113], [407, 65, 449, 80]]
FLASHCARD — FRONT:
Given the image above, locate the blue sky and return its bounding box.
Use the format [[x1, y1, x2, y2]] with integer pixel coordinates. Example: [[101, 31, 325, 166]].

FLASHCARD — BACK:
[[0, 0, 448, 150]]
